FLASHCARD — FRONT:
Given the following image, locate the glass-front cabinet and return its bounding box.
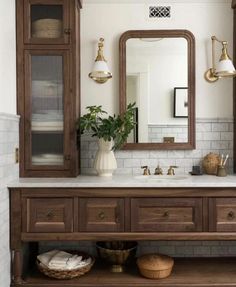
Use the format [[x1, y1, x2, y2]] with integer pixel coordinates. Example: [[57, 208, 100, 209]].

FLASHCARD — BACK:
[[17, 0, 80, 177], [24, 0, 70, 44], [24, 51, 70, 169]]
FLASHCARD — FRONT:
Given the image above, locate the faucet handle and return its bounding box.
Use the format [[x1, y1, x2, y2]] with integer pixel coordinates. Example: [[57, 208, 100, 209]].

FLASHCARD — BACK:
[[167, 165, 178, 175], [154, 165, 163, 175], [141, 165, 151, 176]]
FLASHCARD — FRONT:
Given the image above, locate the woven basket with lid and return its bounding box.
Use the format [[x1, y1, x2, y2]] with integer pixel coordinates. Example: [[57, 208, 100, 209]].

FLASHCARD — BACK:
[[137, 254, 174, 279]]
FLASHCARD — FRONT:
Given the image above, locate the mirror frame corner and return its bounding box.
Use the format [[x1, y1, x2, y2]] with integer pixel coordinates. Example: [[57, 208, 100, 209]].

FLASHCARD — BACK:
[[119, 29, 195, 150]]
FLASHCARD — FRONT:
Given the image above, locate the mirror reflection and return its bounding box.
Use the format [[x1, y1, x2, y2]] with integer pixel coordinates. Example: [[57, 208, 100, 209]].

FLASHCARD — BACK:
[[126, 37, 188, 144]]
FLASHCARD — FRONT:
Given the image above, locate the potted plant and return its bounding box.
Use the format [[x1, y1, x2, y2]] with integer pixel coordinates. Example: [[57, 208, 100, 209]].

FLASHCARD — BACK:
[[77, 103, 136, 176]]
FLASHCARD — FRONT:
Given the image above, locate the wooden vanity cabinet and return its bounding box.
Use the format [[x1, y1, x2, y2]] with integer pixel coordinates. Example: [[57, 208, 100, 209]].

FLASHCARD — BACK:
[[9, 187, 236, 287], [16, 0, 81, 177]]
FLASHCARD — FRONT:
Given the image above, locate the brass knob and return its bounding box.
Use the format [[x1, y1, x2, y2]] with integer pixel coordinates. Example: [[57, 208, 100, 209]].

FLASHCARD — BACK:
[[98, 211, 105, 220], [227, 211, 235, 220], [163, 211, 169, 218], [64, 155, 71, 161], [46, 211, 54, 219], [64, 28, 71, 35]]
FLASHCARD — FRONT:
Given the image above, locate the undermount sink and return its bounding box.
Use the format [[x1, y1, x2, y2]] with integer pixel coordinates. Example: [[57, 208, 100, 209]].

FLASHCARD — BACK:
[[134, 175, 189, 181]]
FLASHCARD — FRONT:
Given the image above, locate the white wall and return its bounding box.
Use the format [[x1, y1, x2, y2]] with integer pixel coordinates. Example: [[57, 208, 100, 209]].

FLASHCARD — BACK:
[[81, 0, 234, 118], [127, 38, 188, 125], [0, 0, 16, 115]]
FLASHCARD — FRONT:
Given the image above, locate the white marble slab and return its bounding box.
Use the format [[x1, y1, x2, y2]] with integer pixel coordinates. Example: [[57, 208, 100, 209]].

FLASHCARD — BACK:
[[7, 174, 236, 188]]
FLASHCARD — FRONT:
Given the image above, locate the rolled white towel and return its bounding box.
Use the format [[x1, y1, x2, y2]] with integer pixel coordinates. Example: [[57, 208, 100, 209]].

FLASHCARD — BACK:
[[37, 250, 92, 271], [37, 250, 59, 267], [49, 251, 84, 270]]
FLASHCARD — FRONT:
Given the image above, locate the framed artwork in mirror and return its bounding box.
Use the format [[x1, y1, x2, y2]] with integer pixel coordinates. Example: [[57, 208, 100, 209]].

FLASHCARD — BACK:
[[174, 87, 188, 118]]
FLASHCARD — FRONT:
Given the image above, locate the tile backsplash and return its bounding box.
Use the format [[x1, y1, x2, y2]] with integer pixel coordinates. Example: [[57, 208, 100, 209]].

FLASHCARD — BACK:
[[0, 113, 19, 287], [39, 240, 236, 258], [80, 118, 233, 175]]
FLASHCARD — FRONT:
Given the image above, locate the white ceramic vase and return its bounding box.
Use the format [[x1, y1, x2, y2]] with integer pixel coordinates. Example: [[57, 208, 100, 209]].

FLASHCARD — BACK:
[[94, 138, 117, 177]]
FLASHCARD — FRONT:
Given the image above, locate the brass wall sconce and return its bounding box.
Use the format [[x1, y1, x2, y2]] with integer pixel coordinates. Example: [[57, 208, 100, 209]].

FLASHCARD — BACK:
[[89, 38, 112, 84], [205, 36, 236, 83]]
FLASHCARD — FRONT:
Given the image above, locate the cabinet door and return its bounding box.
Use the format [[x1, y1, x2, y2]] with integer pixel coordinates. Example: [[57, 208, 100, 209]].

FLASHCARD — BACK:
[[131, 198, 203, 232], [209, 198, 236, 232], [23, 198, 73, 232], [24, 0, 70, 44], [24, 50, 73, 176], [79, 198, 125, 232]]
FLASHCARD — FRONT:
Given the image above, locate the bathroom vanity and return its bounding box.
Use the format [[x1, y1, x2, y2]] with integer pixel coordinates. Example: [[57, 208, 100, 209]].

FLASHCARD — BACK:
[[9, 175, 236, 286]]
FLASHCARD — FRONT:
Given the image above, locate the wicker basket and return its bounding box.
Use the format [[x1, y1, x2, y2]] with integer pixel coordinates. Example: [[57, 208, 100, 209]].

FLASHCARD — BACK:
[[32, 18, 62, 38], [37, 251, 95, 280], [137, 254, 174, 279]]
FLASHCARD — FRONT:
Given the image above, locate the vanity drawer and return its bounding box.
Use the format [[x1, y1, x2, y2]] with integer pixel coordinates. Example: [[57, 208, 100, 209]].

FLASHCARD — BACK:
[[79, 198, 124, 232], [209, 198, 236, 232], [23, 198, 73, 233], [131, 198, 203, 232]]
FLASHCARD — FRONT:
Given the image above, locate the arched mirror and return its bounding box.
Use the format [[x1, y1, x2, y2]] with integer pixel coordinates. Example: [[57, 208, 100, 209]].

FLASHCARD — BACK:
[[119, 30, 195, 150]]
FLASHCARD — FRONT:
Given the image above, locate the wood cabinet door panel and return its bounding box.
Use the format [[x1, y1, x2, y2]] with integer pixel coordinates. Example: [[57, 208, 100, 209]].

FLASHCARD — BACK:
[[131, 198, 203, 232], [79, 198, 124, 232], [209, 198, 236, 232], [24, 198, 73, 232]]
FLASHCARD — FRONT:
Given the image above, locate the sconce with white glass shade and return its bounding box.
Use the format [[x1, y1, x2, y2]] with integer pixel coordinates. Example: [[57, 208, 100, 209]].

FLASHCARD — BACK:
[[205, 36, 236, 83], [88, 38, 112, 84]]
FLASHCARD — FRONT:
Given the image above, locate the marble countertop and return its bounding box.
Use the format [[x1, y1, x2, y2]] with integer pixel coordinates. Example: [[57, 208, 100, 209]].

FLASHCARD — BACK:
[[7, 174, 236, 188]]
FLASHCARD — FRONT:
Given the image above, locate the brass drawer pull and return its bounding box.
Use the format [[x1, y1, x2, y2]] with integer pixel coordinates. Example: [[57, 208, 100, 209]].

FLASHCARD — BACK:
[[163, 211, 169, 218], [227, 211, 235, 220], [98, 211, 105, 220], [46, 211, 54, 219]]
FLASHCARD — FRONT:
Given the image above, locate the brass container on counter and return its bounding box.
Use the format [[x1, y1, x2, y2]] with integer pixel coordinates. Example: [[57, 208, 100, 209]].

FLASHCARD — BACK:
[[96, 241, 137, 273]]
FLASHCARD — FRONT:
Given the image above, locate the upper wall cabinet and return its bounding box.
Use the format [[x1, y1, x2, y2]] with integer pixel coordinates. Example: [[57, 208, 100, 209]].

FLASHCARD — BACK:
[[119, 30, 196, 150], [17, 0, 81, 177], [24, 0, 70, 45]]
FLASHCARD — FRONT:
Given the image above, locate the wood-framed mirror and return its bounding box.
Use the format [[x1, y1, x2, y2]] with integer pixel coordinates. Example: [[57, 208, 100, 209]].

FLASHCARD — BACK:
[[119, 30, 195, 150]]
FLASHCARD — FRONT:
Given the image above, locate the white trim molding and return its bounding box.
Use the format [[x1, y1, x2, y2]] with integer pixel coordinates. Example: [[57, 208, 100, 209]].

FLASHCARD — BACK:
[[0, 113, 20, 122]]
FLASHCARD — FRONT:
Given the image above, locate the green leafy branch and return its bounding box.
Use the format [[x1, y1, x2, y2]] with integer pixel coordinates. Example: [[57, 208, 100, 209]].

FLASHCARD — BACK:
[[77, 103, 136, 150]]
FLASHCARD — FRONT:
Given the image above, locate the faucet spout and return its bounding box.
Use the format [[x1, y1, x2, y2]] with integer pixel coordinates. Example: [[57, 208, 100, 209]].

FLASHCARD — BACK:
[[141, 166, 151, 176]]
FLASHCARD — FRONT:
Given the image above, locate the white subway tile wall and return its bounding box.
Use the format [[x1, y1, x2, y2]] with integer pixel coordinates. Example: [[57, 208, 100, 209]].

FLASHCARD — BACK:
[[39, 241, 236, 258], [148, 124, 188, 143], [0, 114, 19, 287], [81, 118, 234, 175]]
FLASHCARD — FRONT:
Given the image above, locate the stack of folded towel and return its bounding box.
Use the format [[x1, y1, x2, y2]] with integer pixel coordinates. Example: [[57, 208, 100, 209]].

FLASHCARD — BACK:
[[37, 250, 92, 270]]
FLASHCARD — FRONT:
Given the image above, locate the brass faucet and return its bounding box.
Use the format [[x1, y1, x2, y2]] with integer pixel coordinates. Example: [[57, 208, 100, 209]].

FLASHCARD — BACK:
[[154, 165, 163, 175], [167, 166, 178, 175], [141, 166, 151, 176]]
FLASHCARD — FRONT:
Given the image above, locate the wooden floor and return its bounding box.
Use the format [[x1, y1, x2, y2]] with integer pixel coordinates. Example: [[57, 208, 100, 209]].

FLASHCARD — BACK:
[[18, 258, 236, 287]]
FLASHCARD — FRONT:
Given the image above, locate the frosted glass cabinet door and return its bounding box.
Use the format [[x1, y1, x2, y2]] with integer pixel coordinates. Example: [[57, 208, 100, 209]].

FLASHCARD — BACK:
[[24, 0, 70, 44], [24, 50, 71, 170]]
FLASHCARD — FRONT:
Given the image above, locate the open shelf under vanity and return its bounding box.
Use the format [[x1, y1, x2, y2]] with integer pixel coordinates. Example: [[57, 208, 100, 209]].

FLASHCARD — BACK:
[[19, 258, 236, 287]]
